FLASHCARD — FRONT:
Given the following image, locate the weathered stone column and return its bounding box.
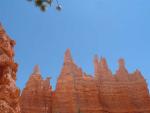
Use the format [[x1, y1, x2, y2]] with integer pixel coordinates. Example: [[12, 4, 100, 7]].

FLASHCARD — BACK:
[[0, 24, 20, 113]]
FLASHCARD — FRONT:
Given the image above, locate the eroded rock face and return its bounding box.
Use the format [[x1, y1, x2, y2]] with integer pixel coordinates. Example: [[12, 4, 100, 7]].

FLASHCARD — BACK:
[[52, 49, 102, 113], [53, 50, 150, 113], [94, 57, 150, 113], [0, 24, 20, 113], [21, 49, 150, 113], [20, 65, 52, 113]]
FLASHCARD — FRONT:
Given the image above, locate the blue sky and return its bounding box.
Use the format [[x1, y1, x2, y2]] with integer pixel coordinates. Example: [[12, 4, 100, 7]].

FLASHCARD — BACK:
[[0, 0, 150, 90]]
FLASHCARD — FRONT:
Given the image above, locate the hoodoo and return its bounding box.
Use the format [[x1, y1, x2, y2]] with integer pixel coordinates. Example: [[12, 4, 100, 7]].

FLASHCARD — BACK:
[[20, 49, 150, 113], [20, 65, 52, 113], [0, 24, 149, 113]]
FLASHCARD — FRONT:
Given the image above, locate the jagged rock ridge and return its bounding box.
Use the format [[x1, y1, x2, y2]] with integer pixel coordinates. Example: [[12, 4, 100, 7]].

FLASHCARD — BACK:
[[20, 65, 52, 113], [0, 24, 20, 113], [20, 49, 150, 113]]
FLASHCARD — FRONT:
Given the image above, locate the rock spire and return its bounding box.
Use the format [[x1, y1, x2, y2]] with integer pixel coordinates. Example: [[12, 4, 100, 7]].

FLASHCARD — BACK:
[[20, 68, 52, 113], [64, 48, 73, 64], [32, 64, 41, 75]]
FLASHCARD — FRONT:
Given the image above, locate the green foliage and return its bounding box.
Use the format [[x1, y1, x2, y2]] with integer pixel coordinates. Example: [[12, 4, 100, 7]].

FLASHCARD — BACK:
[[27, 0, 62, 12]]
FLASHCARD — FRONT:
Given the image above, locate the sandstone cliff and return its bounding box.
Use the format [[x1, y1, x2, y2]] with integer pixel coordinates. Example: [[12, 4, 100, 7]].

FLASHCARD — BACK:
[[20, 65, 52, 113], [21, 50, 150, 113], [52, 49, 150, 113], [0, 24, 20, 113]]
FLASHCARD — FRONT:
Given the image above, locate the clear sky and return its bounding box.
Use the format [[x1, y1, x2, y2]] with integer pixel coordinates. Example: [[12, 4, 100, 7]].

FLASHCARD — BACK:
[[0, 0, 150, 90]]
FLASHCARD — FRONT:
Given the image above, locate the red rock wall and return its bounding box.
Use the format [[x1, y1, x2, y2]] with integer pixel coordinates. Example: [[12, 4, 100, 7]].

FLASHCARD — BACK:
[[21, 49, 150, 113], [20, 66, 52, 113], [0, 24, 20, 113]]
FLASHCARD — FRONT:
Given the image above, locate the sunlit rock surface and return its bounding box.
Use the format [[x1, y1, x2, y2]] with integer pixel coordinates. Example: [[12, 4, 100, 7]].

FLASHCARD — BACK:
[[53, 50, 150, 113], [1, 22, 149, 113], [20, 49, 150, 113], [20, 65, 52, 113], [0, 24, 20, 113]]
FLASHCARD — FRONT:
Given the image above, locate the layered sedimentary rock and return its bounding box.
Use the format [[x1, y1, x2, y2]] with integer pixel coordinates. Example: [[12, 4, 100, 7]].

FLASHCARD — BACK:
[[20, 65, 52, 113], [94, 57, 150, 113], [21, 49, 150, 113], [0, 24, 20, 113], [53, 49, 102, 113]]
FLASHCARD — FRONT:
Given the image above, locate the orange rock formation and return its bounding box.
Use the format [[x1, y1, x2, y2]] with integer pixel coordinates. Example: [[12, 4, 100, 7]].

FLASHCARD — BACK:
[[20, 65, 52, 113], [1, 23, 149, 113], [21, 49, 150, 113], [0, 24, 20, 113]]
